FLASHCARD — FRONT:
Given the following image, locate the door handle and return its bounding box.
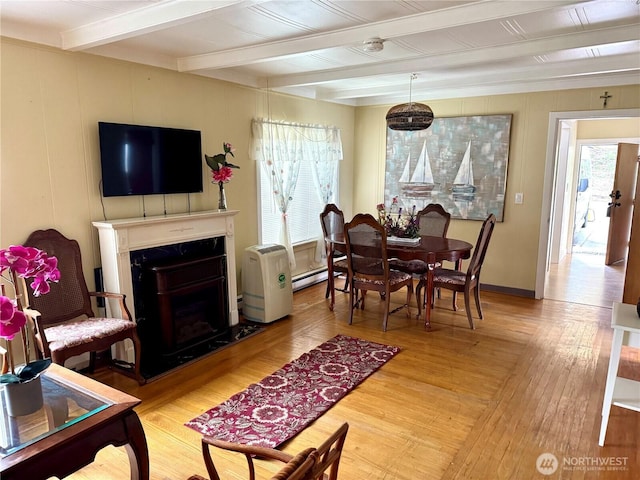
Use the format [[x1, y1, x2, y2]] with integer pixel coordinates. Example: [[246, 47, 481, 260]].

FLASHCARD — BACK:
[[609, 190, 621, 200]]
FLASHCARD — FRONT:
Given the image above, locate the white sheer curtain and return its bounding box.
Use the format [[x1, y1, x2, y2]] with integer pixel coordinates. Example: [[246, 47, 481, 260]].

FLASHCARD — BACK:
[[251, 119, 343, 267]]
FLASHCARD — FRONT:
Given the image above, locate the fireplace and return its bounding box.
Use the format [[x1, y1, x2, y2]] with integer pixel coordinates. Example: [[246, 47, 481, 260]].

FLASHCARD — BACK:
[[145, 254, 228, 354], [93, 210, 239, 367], [127, 237, 230, 373]]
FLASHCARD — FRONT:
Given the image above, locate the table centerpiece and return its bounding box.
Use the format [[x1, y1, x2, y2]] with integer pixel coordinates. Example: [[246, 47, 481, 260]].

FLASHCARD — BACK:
[[377, 197, 420, 244]]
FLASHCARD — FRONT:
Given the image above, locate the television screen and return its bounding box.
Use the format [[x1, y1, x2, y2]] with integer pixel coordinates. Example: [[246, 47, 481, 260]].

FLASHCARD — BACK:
[[98, 122, 203, 197]]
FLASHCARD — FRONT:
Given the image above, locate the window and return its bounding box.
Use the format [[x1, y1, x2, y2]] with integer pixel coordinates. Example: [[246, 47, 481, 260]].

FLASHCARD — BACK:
[[251, 119, 343, 258], [258, 162, 334, 245]]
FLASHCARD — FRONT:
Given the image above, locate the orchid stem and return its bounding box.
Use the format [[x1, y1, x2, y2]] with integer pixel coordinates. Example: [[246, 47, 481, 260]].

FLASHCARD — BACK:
[[10, 270, 29, 372]]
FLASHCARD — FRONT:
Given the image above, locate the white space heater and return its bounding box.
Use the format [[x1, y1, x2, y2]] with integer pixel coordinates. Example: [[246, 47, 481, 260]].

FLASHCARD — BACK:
[[242, 244, 293, 323]]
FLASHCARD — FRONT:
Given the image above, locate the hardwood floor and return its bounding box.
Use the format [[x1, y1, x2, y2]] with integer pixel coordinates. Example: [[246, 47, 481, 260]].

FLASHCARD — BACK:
[[545, 252, 625, 308], [62, 277, 638, 480]]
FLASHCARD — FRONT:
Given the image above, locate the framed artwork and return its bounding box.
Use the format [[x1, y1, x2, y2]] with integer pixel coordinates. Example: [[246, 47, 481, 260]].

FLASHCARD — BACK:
[[384, 114, 512, 221]]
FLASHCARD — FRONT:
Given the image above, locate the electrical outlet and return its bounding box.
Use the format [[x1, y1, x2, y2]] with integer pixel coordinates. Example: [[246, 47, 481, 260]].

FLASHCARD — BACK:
[[515, 193, 524, 204]]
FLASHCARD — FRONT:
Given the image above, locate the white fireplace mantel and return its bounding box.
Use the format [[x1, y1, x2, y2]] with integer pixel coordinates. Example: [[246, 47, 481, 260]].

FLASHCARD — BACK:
[[93, 210, 239, 327]]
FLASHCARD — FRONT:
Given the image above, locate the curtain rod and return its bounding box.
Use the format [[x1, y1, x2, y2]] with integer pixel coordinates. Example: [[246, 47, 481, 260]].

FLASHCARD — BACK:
[[253, 118, 339, 130]]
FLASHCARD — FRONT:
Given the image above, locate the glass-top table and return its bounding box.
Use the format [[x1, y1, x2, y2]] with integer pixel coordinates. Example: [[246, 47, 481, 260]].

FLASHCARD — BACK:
[[0, 374, 112, 457], [0, 364, 148, 480]]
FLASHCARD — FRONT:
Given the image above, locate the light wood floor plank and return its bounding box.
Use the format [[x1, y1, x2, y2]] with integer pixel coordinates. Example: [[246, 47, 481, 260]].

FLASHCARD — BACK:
[[57, 271, 638, 480]]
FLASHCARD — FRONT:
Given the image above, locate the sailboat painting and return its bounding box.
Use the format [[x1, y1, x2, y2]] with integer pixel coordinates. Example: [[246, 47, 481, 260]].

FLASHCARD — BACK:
[[385, 114, 512, 221], [399, 140, 435, 196], [451, 141, 476, 197]]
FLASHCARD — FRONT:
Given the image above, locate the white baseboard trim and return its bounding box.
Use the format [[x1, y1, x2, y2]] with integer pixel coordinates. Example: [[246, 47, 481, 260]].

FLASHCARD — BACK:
[[292, 268, 327, 292]]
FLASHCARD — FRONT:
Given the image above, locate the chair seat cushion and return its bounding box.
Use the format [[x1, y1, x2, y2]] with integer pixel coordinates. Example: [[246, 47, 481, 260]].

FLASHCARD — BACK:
[[44, 317, 136, 352], [354, 269, 412, 286], [433, 268, 474, 286], [333, 258, 349, 271], [389, 259, 428, 274]]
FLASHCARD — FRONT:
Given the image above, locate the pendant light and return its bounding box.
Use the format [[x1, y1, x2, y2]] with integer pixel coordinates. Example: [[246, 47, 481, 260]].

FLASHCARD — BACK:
[[386, 73, 434, 131]]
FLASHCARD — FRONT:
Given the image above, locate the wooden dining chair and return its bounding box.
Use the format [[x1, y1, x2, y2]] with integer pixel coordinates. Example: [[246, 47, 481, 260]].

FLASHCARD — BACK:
[[188, 422, 349, 480], [432, 214, 497, 329], [23, 228, 145, 384], [345, 213, 413, 331], [390, 204, 450, 316], [320, 204, 349, 311], [417, 203, 451, 236]]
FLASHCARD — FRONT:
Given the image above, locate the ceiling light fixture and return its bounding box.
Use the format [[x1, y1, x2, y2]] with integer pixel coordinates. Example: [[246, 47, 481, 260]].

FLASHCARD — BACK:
[[363, 37, 384, 52], [386, 73, 434, 131]]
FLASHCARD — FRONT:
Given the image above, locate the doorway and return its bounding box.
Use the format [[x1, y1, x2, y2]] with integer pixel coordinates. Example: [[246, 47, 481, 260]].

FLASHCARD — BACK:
[[572, 143, 618, 255], [537, 109, 640, 307], [545, 141, 625, 308]]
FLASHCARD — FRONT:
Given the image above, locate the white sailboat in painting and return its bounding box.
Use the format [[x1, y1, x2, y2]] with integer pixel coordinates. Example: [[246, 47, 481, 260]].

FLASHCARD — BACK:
[[451, 141, 476, 195], [400, 140, 435, 196]]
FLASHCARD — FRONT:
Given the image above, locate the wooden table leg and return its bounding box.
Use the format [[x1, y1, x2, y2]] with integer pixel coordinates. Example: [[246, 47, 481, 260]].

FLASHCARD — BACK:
[[123, 411, 150, 480], [327, 251, 336, 311], [424, 268, 434, 331]]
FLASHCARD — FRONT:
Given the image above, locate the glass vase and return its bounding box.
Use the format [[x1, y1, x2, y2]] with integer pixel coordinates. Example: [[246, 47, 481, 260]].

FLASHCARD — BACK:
[[218, 182, 227, 210]]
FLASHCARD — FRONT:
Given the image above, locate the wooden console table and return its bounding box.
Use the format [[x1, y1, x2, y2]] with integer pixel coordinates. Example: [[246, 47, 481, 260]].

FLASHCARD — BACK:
[[0, 364, 148, 480], [598, 302, 640, 446]]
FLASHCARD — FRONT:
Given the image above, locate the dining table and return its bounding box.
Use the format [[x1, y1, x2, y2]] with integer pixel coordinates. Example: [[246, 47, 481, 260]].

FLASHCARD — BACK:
[[325, 233, 473, 330]]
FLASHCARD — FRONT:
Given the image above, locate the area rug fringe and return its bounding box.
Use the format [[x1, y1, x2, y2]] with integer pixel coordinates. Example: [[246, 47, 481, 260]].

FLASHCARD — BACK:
[[185, 334, 400, 448]]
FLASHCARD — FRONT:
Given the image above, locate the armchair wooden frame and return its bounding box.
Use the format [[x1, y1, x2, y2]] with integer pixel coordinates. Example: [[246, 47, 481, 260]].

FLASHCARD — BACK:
[[24, 229, 145, 384], [189, 422, 349, 480]]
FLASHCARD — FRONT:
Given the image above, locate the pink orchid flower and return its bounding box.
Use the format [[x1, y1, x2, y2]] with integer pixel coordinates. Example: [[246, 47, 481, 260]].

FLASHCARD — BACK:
[[0, 245, 60, 297], [0, 295, 27, 340]]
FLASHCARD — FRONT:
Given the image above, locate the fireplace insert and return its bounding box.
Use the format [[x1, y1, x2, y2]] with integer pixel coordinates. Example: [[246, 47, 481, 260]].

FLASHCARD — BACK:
[[130, 238, 231, 377]]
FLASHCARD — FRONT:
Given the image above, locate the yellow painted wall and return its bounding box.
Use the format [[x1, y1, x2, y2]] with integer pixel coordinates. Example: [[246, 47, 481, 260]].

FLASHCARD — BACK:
[[577, 118, 640, 139], [354, 88, 640, 291], [2, 36, 639, 296], [0, 38, 354, 291]]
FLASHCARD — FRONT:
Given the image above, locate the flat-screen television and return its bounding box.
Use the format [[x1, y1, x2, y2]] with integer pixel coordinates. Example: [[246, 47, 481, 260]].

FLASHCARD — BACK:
[[98, 122, 203, 197]]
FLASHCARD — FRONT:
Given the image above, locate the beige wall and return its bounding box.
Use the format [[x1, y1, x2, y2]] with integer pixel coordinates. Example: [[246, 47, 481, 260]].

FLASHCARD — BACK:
[[354, 88, 640, 292], [2, 36, 640, 297], [0, 38, 354, 293], [577, 118, 640, 139]]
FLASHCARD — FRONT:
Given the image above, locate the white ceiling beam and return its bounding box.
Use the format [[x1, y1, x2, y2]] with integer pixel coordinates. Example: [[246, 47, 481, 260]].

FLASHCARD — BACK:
[[356, 72, 640, 105], [61, 0, 263, 51], [261, 24, 640, 90], [320, 54, 640, 101], [177, 0, 588, 71]]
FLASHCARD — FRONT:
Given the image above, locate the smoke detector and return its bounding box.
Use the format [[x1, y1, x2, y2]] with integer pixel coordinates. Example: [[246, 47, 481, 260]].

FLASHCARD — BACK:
[[363, 37, 384, 52]]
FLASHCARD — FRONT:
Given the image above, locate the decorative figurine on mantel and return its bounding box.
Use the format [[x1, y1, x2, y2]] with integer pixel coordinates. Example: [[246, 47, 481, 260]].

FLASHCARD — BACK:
[[205, 142, 239, 210]]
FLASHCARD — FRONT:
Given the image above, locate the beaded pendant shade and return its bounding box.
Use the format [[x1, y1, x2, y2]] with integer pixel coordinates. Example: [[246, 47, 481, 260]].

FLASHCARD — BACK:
[[386, 73, 434, 131]]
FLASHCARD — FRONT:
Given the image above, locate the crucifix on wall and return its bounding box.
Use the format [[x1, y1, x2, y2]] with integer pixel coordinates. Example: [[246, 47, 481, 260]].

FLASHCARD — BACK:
[[600, 91, 612, 108]]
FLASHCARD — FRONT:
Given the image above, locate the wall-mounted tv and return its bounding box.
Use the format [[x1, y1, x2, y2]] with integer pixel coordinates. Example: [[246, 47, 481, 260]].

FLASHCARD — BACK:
[[98, 122, 203, 197]]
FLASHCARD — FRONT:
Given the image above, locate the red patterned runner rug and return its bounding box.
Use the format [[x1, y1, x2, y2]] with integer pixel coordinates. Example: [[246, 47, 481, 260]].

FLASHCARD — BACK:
[[185, 334, 400, 448]]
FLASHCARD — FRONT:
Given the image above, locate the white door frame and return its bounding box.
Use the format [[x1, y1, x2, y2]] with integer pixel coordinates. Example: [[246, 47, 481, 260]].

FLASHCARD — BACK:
[[536, 108, 640, 299]]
